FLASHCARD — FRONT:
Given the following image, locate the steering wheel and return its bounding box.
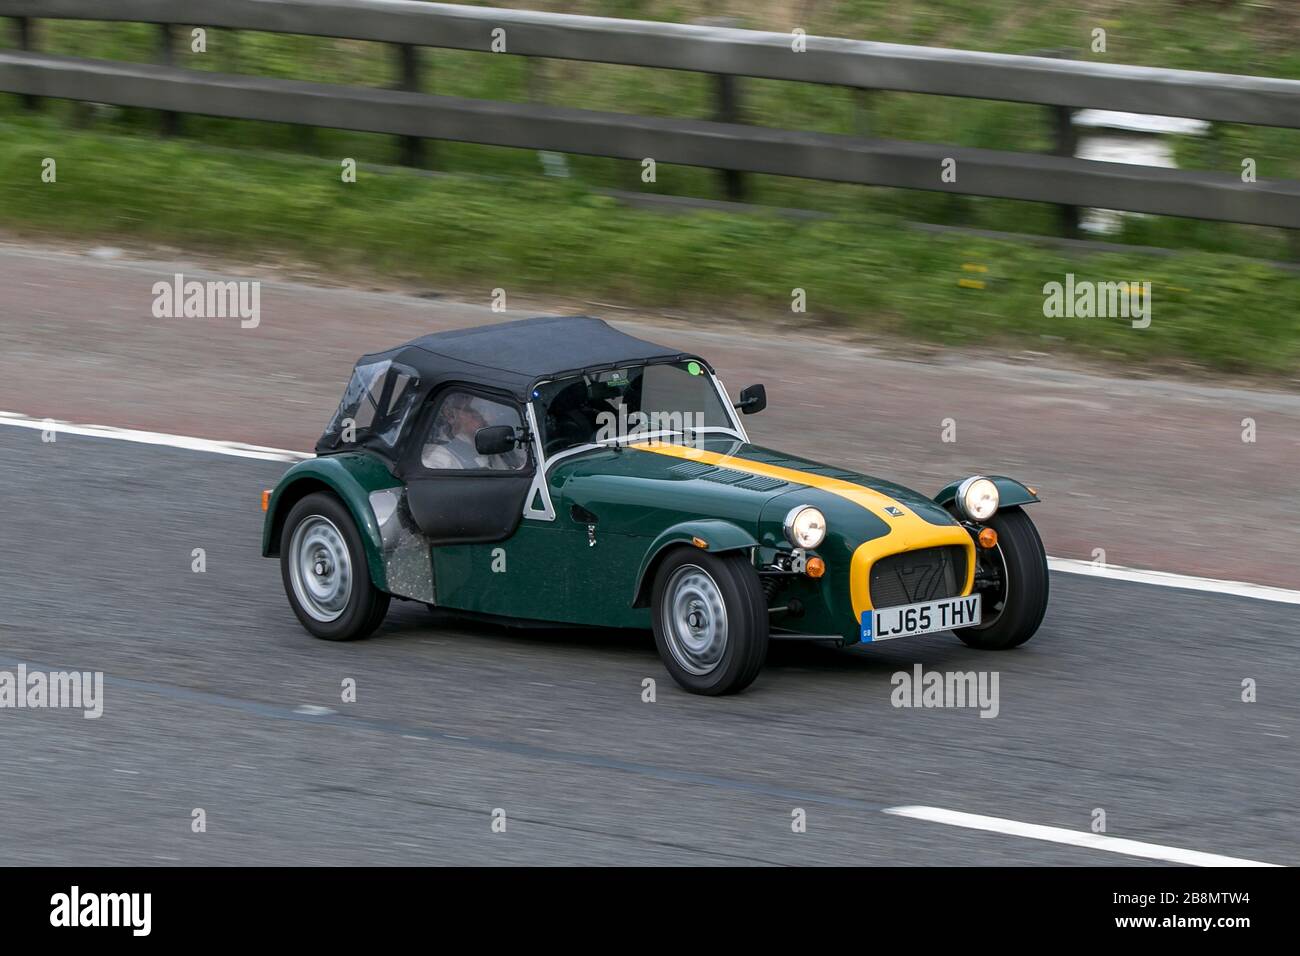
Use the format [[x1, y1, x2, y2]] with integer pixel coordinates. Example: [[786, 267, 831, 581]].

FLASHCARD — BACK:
[[544, 407, 599, 456]]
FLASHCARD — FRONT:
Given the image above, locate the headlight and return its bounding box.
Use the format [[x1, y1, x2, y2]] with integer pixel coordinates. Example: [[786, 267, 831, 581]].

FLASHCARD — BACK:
[[956, 476, 999, 522], [783, 505, 827, 549]]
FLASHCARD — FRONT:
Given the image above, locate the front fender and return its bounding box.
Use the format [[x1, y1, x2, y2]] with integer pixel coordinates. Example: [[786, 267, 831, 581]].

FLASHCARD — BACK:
[[631, 519, 759, 607], [261, 454, 400, 592], [934, 475, 1040, 512]]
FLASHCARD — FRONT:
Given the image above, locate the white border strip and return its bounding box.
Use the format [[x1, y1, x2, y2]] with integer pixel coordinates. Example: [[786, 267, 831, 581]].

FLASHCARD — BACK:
[[3, 411, 1298, 605], [884, 806, 1280, 867], [0, 411, 309, 463], [1048, 556, 1300, 606]]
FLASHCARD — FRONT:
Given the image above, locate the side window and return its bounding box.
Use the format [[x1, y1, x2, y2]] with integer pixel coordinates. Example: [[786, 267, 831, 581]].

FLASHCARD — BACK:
[[321, 360, 419, 450], [373, 369, 416, 445], [420, 390, 528, 472]]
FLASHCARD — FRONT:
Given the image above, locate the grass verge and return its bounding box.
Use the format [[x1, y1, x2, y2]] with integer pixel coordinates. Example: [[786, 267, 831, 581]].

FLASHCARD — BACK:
[[2, 114, 1297, 377]]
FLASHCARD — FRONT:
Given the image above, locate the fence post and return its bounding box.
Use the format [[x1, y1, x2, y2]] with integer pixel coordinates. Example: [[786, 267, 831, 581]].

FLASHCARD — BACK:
[[394, 43, 424, 166], [526, 58, 568, 178], [1050, 104, 1080, 238], [696, 17, 747, 202], [13, 16, 39, 110], [1030, 48, 1082, 238], [712, 73, 746, 201], [157, 23, 181, 135]]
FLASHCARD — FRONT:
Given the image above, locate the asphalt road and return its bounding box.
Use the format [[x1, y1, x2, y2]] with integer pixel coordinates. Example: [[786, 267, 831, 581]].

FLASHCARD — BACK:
[[1, 427, 1295, 866]]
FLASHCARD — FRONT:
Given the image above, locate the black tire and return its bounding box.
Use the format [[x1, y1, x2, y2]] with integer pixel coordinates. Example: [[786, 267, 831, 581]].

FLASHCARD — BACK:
[[650, 548, 768, 695], [280, 492, 390, 641], [955, 506, 1048, 650]]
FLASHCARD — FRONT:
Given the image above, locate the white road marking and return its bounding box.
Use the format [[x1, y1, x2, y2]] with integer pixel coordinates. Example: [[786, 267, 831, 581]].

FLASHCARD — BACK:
[[884, 806, 1280, 867], [1047, 557, 1300, 606], [0, 411, 308, 463], [293, 704, 336, 716], [3, 411, 1299, 605]]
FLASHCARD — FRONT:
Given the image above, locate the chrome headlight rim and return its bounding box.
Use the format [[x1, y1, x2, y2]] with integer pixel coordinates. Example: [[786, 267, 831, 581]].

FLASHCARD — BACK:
[[955, 475, 999, 523], [783, 504, 827, 550]]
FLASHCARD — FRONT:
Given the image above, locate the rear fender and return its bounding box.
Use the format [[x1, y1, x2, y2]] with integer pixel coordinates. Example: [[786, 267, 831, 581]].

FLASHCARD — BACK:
[[262, 455, 398, 592]]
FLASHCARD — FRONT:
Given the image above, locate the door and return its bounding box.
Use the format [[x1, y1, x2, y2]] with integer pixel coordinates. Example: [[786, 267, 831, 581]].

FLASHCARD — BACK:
[[433, 449, 651, 627], [404, 386, 569, 620], [402, 387, 533, 545]]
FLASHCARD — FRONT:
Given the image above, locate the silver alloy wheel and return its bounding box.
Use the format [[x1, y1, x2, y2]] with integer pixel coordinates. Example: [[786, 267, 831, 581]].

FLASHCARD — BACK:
[[969, 542, 1008, 630], [288, 515, 353, 623], [661, 564, 729, 676]]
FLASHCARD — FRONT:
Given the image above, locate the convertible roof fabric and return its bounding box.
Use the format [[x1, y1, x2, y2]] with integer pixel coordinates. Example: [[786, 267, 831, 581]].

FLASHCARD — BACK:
[[368, 315, 696, 400], [316, 316, 705, 459]]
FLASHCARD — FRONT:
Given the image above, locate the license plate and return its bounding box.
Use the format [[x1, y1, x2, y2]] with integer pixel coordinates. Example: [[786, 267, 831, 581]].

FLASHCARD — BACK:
[[860, 594, 981, 643]]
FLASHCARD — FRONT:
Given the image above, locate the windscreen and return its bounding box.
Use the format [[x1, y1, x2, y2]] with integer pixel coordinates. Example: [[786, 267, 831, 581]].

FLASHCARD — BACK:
[[535, 360, 735, 456]]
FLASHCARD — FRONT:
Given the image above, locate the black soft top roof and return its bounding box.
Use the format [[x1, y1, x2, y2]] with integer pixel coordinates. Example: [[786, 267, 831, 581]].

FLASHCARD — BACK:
[[364, 316, 699, 400]]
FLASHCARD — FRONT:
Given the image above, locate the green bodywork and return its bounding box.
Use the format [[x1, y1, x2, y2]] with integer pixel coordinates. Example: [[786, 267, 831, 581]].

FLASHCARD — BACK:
[[262, 453, 401, 591], [263, 436, 1036, 643]]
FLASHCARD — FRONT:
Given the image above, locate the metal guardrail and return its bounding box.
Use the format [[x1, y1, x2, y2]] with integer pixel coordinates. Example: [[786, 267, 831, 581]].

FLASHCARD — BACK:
[[9, 0, 1300, 126], [3, 0, 1299, 232]]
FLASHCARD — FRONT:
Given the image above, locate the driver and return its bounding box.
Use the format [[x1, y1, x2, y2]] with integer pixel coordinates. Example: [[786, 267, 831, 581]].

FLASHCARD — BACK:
[[422, 393, 524, 470]]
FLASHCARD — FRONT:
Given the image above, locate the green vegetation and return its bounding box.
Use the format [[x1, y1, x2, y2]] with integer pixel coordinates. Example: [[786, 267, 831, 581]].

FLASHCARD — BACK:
[[2, 0, 1299, 258], [3, 114, 1295, 377]]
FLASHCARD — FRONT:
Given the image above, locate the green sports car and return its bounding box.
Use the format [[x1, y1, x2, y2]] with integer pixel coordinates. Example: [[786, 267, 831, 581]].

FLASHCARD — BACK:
[[262, 316, 1048, 695]]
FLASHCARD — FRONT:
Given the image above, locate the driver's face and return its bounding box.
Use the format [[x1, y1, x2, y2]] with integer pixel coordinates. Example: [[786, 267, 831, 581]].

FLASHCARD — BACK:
[[454, 407, 487, 437]]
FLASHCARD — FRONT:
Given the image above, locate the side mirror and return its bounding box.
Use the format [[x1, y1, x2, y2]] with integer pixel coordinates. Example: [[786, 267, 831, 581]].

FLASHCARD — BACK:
[[736, 383, 767, 415], [475, 425, 518, 456]]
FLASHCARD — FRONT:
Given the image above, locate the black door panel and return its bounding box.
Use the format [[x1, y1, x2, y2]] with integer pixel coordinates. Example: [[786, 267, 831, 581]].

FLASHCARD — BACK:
[[406, 474, 532, 545]]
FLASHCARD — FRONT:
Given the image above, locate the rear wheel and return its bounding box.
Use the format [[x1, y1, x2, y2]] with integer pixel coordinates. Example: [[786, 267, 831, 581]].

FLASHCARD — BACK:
[[280, 492, 389, 641], [955, 506, 1048, 650], [651, 549, 768, 695]]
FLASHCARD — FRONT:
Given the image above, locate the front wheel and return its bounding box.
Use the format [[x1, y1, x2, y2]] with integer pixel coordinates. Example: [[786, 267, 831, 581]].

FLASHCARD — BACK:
[[651, 549, 768, 695], [280, 492, 390, 641], [955, 507, 1048, 650]]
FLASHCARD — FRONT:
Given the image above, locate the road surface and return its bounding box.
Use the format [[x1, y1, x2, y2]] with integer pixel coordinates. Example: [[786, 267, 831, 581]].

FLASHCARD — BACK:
[[1, 430, 1295, 865]]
